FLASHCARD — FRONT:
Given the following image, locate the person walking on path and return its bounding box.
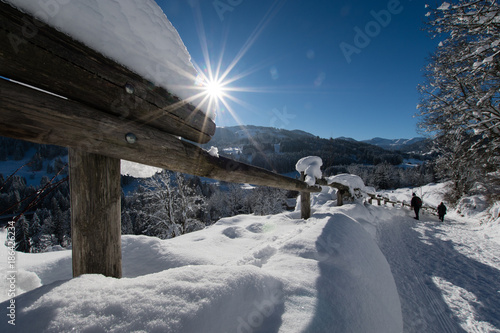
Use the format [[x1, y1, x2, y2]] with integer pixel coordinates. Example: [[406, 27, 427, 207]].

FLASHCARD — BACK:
[[411, 193, 422, 220], [437, 202, 447, 222]]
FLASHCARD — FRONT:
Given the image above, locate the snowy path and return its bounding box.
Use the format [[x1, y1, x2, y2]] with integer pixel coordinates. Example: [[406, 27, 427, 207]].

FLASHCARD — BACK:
[[374, 206, 500, 333]]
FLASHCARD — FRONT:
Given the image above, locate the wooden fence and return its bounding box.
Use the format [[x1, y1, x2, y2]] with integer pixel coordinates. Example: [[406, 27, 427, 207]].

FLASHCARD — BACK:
[[1, 1, 436, 279], [367, 194, 439, 216], [0, 2, 331, 278]]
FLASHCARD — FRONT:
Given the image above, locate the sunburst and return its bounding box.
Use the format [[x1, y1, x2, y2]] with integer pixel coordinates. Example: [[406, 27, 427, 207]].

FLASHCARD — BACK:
[[184, 0, 290, 126]]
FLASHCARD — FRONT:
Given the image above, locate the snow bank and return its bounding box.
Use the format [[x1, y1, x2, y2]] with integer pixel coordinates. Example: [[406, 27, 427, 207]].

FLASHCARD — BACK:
[[121, 160, 162, 178], [8, 266, 284, 333], [378, 182, 449, 207], [0, 198, 402, 332], [296, 156, 322, 186], [5, 0, 199, 103]]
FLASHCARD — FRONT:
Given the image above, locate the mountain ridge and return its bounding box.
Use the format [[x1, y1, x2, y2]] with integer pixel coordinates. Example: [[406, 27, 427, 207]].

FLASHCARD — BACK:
[[361, 137, 428, 151], [210, 126, 428, 152], [199, 126, 432, 174]]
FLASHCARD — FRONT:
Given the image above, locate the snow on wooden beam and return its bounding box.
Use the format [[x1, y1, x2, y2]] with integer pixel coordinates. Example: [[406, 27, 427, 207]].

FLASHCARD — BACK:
[[0, 1, 215, 144], [316, 178, 351, 206]]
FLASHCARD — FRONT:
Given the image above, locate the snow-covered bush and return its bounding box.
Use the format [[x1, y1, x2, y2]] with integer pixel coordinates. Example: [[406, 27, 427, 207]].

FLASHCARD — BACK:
[[125, 171, 208, 239]]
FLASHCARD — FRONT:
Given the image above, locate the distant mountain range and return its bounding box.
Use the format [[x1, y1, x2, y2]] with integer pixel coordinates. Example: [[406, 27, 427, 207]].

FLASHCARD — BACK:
[[200, 126, 433, 173], [205, 125, 315, 147], [361, 137, 428, 152], [209, 126, 430, 153]]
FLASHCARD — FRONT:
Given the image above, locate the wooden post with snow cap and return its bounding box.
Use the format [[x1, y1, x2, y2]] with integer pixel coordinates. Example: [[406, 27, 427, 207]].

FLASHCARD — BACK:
[[300, 172, 311, 220]]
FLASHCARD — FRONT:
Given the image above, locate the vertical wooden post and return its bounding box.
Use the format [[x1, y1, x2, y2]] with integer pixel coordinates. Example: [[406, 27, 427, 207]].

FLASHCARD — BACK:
[[69, 148, 122, 278], [300, 172, 311, 220], [337, 190, 343, 206]]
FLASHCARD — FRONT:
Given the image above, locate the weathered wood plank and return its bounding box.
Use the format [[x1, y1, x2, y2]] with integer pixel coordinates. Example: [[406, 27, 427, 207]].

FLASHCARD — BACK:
[[0, 1, 215, 144], [300, 172, 311, 219], [69, 149, 122, 278], [336, 189, 344, 206], [0, 79, 321, 193]]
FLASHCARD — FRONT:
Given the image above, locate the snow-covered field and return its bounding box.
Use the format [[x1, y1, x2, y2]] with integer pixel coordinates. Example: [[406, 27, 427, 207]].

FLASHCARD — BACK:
[[1, 182, 499, 332], [0, 194, 402, 332]]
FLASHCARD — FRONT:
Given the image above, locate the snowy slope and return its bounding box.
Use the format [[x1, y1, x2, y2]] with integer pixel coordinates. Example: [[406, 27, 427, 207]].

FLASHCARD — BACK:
[[0, 196, 403, 333], [2, 182, 499, 332]]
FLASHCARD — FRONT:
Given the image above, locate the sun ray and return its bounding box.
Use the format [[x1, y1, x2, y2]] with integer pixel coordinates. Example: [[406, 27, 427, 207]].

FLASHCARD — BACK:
[[183, 0, 339, 129], [218, 0, 289, 83]]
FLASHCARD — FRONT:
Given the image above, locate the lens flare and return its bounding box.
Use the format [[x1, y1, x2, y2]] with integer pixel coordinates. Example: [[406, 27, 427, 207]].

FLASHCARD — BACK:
[[204, 78, 225, 100]]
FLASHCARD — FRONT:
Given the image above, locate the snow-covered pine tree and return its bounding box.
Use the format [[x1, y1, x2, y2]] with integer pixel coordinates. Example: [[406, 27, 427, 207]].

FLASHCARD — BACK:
[[15, 216, 31, 253], [373, 162, 396, 190], [29, 212, 42, 252], [121, 210, 134, 235]]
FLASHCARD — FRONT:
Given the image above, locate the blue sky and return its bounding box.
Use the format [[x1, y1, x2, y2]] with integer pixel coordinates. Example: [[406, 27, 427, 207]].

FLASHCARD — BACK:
[[158, 0, 438, 141]]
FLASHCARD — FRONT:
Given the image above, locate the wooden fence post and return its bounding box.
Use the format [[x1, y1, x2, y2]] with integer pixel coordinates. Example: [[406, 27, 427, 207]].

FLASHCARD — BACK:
[[337, 189, 343, 206], [300, 172, 311, 220], [69, 149, 122, 278]]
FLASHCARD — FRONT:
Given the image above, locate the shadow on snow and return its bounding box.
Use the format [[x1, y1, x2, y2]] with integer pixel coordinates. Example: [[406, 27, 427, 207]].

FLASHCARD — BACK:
[[377, 208, 500, 332]]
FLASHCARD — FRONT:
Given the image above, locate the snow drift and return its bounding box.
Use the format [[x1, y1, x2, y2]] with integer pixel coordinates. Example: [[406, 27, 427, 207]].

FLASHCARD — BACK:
[[0, 196, 402, 332]]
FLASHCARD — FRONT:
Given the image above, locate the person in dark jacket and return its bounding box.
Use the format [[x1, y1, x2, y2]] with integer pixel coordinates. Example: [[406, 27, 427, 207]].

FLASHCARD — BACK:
[[437, 202, 447, 222], [410, 193, 422, 220]]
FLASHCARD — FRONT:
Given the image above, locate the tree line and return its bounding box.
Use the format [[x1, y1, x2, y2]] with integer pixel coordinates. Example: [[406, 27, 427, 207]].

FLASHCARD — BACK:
[[2, 159, 436, 253], [1, 167, 289, 253], [219, 137, 426, 174]]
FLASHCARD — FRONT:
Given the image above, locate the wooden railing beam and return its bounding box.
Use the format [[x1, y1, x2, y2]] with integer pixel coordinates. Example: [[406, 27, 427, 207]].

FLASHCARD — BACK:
[[0, 1, 215, 144], [0, 79, 321, 194]]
